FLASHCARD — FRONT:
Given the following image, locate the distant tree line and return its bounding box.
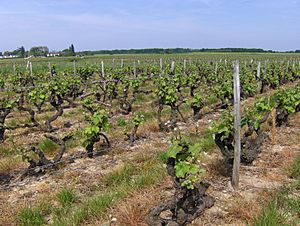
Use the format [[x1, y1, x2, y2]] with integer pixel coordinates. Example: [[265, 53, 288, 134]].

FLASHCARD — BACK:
[[77, 48, 300, 56], [1, 46, 300, 58]]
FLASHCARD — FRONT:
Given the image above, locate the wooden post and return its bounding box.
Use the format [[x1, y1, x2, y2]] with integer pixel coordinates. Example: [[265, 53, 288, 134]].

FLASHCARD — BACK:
[[133, 61, 137, 79], [257, 62, 261, 92], [101, 61, 105, 78], [271, 108, 276, 145], [215, 62, 218, 76], [121, 59, 124, 68], [26, 61, 30, 70], [102, 62, 107, 97], [183, 59, 187, 74], [257, 62, 261, 78], [171, 61, 175, 80], [160, 58, 163, 71], [73, 60, 76, 76], [48, 62, 52, 76], [137, 60, 140, 65], [232, 61, 241, 190], [112, 58, 115, 69], [171, 61, 175, 74], [30, 62, 33, 77]]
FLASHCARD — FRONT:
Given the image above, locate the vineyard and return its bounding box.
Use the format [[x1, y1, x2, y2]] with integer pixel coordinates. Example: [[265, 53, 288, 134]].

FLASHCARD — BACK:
[[0, 53, 300, 225]]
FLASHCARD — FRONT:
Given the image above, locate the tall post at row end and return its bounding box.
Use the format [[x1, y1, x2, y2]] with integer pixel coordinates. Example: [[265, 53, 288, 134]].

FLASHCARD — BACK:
[[232, 61, 241, 190], [133, 61, 137, 79], [257, 62, 261, 93], [30, 62, 33, 77], [101, 61, 105, 78], [73, 60, 76, 77], [171, 61, 175, 79], [171, 61, 175, 73]]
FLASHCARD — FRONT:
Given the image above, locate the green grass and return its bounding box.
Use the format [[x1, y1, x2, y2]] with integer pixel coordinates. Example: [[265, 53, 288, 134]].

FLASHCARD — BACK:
[[102, 164, 136, 187], [251, 155, 300, 226], [57, 188, 76, 207], [7, 118, 18, 127], [39, 138, 59, 155], [289, 155, 300, 179], [252, 184, 300, 226], [16, 207, 45, 226], [185, 129, 215, 150], [0, 146, 12, 157], [116, 117, 127, 127], [135, 93, 146, 103], [65, 138, 80, 150], [252, 201, 285, 226], [138, 110, 155, 121], [50, 157, 166, 225], [61, 106, 85, 119], [199, 129, 216, 152], [16, 152, 167, 226]]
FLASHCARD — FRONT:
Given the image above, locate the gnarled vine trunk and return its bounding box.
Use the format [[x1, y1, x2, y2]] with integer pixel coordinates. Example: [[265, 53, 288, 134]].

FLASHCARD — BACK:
[[86, 133, 110, 158], [44, 93, 63, 131], [0, 109, 11, 142], [147, 153, 215, 225]]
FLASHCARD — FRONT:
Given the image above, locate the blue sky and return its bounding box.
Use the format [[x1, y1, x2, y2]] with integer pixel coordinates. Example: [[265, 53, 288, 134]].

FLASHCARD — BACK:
[[0, 0, 299, 52]]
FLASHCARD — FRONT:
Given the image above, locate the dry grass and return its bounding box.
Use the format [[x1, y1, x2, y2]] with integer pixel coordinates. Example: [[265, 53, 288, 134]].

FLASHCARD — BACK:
[[258, 146, 298, 170], [229, 198, 260, 222], [205, 153, 228, 177], [228, 189, 273, 224], [111, 192, 153, 226], [0, 194, 17, 225], [0, 156, 25, 173], [139, 120, 160, 134], [108, 178, 173, 226], [0, 191, 54, 226]]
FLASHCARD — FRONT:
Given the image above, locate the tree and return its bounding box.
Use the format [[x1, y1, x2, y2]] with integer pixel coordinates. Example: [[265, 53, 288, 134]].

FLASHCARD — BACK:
[[19, 46, 26, 58], [70, 44, 75, 56], [30, 46, 49, 57], [61, 44, 76, 56]]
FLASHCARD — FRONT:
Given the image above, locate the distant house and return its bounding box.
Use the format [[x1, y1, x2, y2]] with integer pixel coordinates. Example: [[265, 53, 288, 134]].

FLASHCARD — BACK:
[[2, 55, 18, 59], [47, 52, 61, 57]]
